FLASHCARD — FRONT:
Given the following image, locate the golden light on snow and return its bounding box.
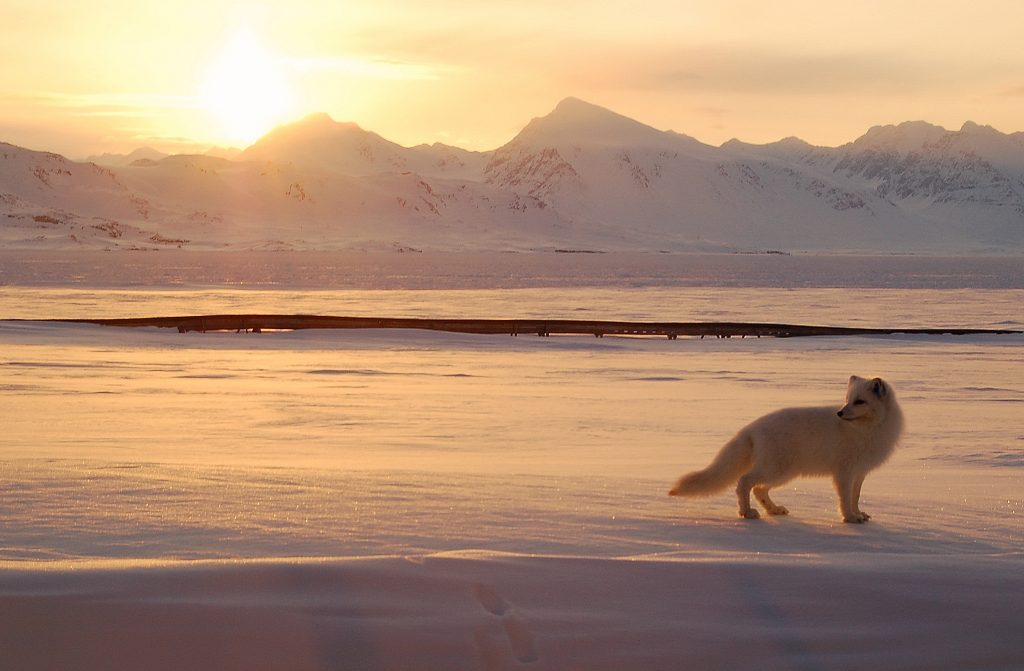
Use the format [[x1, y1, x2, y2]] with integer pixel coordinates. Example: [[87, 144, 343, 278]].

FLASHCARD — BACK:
[[201, 28, 296, 145]]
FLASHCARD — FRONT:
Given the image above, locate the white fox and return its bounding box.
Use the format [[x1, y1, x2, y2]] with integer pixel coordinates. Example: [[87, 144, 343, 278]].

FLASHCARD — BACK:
[[669, 376, 904, 522]]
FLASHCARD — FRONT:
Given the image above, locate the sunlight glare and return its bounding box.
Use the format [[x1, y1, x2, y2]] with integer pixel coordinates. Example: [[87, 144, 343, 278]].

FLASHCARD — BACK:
[[201, 28, 296, 146]]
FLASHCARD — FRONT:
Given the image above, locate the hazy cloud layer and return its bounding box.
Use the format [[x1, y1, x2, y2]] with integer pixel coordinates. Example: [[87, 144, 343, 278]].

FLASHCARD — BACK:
[[2, 1, 1024, 153]]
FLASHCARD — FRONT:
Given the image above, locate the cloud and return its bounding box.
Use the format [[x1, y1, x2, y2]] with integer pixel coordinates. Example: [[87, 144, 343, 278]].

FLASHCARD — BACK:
[[285, 56, 454, 81], [559, 45, 953, 97], [3, 91, 198, 115]]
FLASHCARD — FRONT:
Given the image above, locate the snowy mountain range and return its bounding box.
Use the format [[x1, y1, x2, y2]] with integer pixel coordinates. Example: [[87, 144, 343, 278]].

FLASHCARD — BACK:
[[2, 97, 1022, 252]]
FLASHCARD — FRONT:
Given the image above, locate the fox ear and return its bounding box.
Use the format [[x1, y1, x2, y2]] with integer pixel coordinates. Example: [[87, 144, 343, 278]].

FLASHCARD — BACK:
[[871, 378, 886, 398], [849, 375, 860, 386]]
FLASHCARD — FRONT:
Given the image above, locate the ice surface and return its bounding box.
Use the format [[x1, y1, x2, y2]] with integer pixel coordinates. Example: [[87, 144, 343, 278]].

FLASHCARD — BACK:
[[4, 250, 1023, 291]]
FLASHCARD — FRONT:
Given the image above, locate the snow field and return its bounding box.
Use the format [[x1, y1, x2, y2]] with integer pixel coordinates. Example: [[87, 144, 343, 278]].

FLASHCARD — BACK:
[[1, 266, 1021, 670]]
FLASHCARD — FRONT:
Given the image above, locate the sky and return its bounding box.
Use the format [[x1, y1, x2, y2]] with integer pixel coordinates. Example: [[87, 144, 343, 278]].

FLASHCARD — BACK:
[[2, 0, 1023, 157]]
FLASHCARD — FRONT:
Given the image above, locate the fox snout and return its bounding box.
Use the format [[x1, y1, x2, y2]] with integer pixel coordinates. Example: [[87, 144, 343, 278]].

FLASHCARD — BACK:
[[837, 406, 859, 420], [837, 405, 860, 420]]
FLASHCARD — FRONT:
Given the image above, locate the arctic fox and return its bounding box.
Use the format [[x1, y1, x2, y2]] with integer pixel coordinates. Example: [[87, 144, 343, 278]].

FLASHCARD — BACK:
[[669, 376, 904, 522]]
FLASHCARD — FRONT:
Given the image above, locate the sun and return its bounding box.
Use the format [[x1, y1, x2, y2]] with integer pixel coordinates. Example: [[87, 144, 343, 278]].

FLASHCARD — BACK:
[[201, 28, 296, 146]]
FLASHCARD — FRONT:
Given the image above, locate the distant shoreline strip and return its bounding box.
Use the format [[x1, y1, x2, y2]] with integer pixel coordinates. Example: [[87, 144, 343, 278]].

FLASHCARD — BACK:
[[30, 315, 1024, 338]]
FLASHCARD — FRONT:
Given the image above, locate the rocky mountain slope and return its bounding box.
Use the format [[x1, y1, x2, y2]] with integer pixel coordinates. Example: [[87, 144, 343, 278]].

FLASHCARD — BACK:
[[2, 98, 1021, 252]]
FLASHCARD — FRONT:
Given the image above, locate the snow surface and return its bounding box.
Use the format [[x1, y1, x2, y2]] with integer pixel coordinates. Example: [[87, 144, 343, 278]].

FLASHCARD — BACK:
[[1, 253, 1022, 670]]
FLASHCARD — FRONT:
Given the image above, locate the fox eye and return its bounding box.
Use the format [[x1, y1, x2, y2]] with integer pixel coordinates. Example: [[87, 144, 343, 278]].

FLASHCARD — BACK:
[[853, 399, 866, 405]]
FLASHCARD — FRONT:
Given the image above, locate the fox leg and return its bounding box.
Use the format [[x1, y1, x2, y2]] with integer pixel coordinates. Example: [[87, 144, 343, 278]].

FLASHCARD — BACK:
[[752, 485, 789, 516], [736, 473, 759, 519], [851, 474, 870, 520], [834, 473, 868, 523], [735, 473, 762, 519]]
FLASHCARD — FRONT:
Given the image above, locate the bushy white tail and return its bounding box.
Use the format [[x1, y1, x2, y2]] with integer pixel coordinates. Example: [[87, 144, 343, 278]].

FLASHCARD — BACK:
[[668, 434, 752, 497]]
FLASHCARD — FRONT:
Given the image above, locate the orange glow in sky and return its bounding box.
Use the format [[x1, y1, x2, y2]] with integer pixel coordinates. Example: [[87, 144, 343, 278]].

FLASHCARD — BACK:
[[200, 28, 297, 144], [2, 1, 1024, 157]]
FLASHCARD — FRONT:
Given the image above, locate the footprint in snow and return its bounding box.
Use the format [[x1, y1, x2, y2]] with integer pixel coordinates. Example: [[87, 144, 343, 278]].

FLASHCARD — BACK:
[[473, 582, 539, 667]]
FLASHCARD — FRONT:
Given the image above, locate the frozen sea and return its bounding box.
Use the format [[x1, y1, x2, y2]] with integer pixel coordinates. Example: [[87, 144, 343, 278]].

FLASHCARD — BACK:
[[1, 251, 1022, 670]]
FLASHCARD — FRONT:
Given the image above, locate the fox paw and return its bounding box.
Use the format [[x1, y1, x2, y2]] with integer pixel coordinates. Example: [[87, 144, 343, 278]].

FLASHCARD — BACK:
[[767, 506, 789, 516], [843, 512, 870, 523], [739, 509, 761, 520]]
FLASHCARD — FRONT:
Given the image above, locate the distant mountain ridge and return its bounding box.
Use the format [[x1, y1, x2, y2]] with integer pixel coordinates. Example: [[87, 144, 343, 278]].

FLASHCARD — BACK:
[[2, 98, 1022, 252]]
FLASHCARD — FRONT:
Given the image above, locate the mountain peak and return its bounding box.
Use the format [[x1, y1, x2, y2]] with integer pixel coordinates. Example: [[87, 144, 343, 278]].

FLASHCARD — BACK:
[[263, 112, 364, 139], [722, 136, 812, 154], [544, 97, 652, 131], [507, 97, 691, 150], [298, 111, 335, 126], [550, 96, 610, 116], [86, 146, 168, 167], [951, 121, 1023, 166], [238, 112, 380, 167], [959, 120, 1002, 136], [853, 120, 949, 152]]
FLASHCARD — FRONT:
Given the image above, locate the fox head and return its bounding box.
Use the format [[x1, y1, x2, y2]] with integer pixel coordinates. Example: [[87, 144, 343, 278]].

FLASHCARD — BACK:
[[837, 375, 892, 421]]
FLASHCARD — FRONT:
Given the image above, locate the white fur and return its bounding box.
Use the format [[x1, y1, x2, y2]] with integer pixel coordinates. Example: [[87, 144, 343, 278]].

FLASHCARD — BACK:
[[668, 376, 904, 522]]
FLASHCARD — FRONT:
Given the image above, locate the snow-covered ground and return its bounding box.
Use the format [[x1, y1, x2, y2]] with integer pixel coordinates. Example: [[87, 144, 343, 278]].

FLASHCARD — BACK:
[[1, 252, 1022, 670]]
